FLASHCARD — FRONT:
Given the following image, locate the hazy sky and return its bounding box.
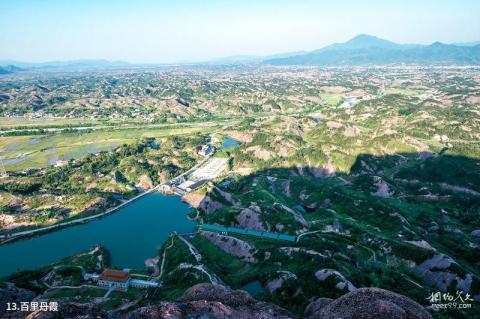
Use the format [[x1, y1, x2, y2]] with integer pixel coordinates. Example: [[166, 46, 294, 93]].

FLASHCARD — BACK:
[[1, 0, 479, 63]]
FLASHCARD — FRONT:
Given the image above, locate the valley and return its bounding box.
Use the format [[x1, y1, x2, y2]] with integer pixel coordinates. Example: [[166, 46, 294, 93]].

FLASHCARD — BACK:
[[0, 64, 479, 319]]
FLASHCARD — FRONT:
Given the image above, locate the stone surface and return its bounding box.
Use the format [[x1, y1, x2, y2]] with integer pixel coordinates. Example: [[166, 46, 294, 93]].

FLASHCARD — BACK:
[[307, 288, 432, 319]]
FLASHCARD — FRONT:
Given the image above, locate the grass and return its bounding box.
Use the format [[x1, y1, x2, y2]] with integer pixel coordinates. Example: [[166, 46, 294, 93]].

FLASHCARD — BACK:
[[381, 88, 420, 97], [44, 286, 106, 300], [190, 235, 260, 287], [0, 116, 113, 129], [0, 126, 213, 171], [319, 93, 344, 106]]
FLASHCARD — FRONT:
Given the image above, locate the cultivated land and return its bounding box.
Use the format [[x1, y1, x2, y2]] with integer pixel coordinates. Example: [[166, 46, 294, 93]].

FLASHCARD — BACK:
[[1, 65, 479, 318]]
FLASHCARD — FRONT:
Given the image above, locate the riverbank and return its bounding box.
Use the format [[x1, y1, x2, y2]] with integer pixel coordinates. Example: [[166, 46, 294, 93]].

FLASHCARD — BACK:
[[0, 133, 218, 243], [0, 185, 160, 243], [0, 192, 196, 277]]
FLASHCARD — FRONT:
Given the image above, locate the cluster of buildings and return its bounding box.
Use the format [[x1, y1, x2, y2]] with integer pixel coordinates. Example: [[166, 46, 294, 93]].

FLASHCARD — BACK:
[[85, 268, 159, 291], [198, 143, 214, 157], [173, 157, 228, 195], [159, 150, 228, 195]]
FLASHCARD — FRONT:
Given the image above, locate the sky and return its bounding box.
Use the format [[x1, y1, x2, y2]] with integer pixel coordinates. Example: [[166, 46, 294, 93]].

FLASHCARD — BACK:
[[1, 0, 479, 63]]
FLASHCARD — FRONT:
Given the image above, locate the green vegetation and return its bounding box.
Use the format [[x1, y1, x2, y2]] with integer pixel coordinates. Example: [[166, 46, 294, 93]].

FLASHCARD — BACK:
[[0, 134, 208, 234], [1, 65, 479, 318]]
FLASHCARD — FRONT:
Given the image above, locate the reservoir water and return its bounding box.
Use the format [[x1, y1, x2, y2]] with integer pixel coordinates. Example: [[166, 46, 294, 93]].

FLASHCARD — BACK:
[[0, 193, 195, 277], [241, 280, 265, 296], [222, 137, 240, 149]]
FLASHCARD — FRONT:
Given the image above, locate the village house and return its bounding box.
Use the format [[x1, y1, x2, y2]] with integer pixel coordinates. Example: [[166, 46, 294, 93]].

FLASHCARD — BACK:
[[97, 269, 131, 290], [198, 144, 214, 157]]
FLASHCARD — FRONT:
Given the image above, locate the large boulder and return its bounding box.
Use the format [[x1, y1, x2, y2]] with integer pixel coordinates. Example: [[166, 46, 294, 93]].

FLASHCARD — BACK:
[[1, 283, 37, 318], [124, 284, 294, 319], [304, 298, 333, 316], [200, 231, 257, 263], [307, 287, 432, 319], [471, 229, 480, 242]]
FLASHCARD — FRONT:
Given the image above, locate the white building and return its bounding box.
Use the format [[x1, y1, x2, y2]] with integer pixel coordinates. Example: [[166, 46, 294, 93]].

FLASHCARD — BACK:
[[97, 269, 131, 290], [198, 144, 214, 157]]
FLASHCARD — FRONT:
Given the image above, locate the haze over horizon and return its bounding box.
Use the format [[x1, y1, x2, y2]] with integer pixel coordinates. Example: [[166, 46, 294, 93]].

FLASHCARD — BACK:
[[1, 0, 480, 64]]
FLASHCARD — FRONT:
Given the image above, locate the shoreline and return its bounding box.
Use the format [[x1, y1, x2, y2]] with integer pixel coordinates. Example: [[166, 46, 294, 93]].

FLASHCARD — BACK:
[[0, 152, 213, 245], [0, 186, 160, 244]]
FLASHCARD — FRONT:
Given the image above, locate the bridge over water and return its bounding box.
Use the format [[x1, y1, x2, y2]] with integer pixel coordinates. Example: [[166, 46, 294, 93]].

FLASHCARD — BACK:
[[197, 224, 297, 242]]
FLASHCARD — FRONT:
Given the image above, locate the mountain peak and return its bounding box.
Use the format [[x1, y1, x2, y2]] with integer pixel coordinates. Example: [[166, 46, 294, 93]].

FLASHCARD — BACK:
[[343, 34, 397, 48], [349, 34, 382, 41]]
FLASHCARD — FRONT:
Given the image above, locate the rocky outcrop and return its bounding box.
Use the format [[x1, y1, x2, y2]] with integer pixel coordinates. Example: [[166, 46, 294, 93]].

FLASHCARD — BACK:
[[471, 229, 480, 242], [16, 284, 433, 319], [266, 271, 297, 293], [200, 231, 257, 263], [276, 203, 309, 228], [308, 163, 336, 178], [414, 254, 475, 294], [214, 187, 241, 208], [124, 284, 294, 319], [21, 285, 292, 319], [245, 145, 273, 160], [304, 298, 334, 317], [326, 121, 343, 129], [315, 269, 356, 292], [236, 204, 265, 230], [1, 283, 37, 318], [371, 176, 393, 198], [306, 288, 432, 319], [181, 192, 206, 208], [137, 174, 154, 190], [280, 247, 329, 258], [198, 195, 224, 214]]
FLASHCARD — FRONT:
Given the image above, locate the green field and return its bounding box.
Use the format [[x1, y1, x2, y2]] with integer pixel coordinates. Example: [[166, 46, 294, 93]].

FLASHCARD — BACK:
[[319, 93, 344, 106], [0, 117, 115, 129], [381, 87, 420, 96], [0, 126, 214, 171]]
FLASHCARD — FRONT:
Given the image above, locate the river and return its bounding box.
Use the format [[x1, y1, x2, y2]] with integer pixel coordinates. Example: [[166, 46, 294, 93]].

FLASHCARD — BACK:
[[0, 193, 195, 277]]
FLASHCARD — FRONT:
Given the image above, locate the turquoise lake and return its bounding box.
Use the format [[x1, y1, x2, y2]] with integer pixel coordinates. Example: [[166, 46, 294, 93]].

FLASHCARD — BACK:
[[241, 280, 265, 296], [222, 137, 240, 149], [0, 193, 195, 277]]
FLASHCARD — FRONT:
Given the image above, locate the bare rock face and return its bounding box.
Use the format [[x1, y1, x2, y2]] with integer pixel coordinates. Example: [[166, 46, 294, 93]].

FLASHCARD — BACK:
[[307, 288, 432, 319], [308, 164, 336, 178], [236, 204, 265, 230], [265, 271, 297, 293], [471, 229, 480, 242], [198, 195, 224, 214], [304, 298, 334, 317], [0, 283, 37, 318], [137, 174, 154, 190], [201, 231, 257, 263], [124, 284, 294, 319], [8, 284, 434, 319], [315, 269, 356, 292], [371, 176, 393, 198], [414, 254, 474, 294]]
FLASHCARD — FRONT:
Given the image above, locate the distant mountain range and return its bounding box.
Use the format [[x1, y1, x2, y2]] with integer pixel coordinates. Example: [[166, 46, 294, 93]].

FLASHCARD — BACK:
[[265, 34, 480, 65], [1, 35, 480, 71], [0, 65, 23, 74], [208, 51, 307, 64], [0, 59, 129, 73]]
